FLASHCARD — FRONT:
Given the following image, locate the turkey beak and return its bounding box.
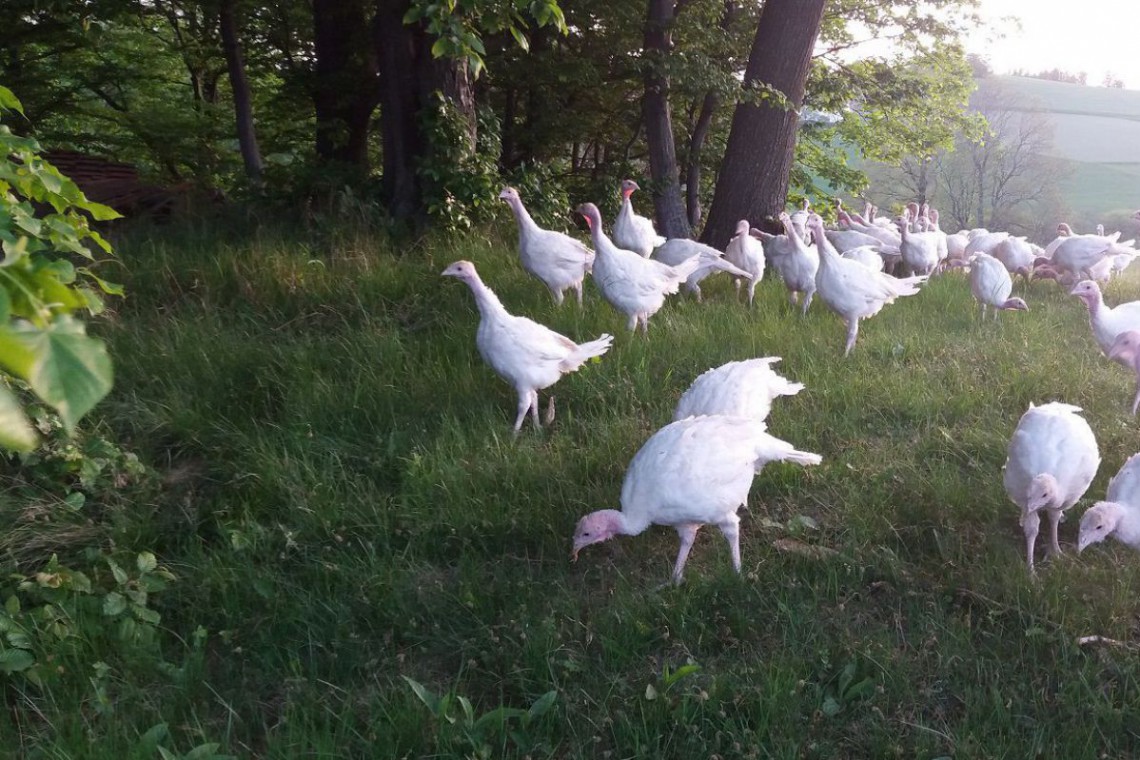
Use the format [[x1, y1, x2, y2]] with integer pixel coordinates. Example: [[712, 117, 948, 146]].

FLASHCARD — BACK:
[[571, 548, 579, 562]]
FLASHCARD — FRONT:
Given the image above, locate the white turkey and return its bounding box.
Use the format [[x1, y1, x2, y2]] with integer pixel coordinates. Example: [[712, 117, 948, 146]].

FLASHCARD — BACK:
[[1078, 453, 1140, 554], [842, 245, 885, 272], [1070, 279, 1140, 355], [1107, 330, 1140, 414], [768, 211, 819, 315], [990, 236, 1035, 284], [570, 414, 822, 584], [897, 209, 941, 276], [1052, 231, 1135, 281], [963, 230, 1009, 259], [1003, 402, 1100, 573], [441, 260, 613, 433], [725, 220, 766, 305], [1041, 223, 1072, 260], [652, 237, 753, 302], [576, 202, 700, 333], [805, 214, 926, 357], [968, 252, 1028, 319], [673, 357, 804, 423], [612, 179, 665, 257], [499, 187, 594, 306]]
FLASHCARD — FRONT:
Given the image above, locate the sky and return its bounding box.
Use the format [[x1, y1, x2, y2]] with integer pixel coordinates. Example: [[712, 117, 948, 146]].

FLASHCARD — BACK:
[[969, 1, 1140, 89]]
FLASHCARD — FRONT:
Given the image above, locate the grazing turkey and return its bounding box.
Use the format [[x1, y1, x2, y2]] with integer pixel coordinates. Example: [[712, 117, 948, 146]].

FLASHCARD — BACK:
[[1053, 232, 1135, 281], [725, 220, 766, 305], [442, 260, 613, 433], [1070, 279, 1140, 355], [652, 237, 753, 302], [1003, 402, 1100, 573], [1078, 453, 1140, 553], [576, 202, 700, 333], [1107, 330, 1140, 414], [612, 179, 665, 256], [571, 415, 822, 584], [990, 236, 1036, 284], [673, 357, 804, 423], [968, 252, 1029, 320], [805, 214, 926, 357], [499, 187, 594, 306]]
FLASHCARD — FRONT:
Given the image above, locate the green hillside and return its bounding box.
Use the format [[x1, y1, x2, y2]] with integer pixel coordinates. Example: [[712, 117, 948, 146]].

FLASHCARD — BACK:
[[995, 75, 1140, 214]]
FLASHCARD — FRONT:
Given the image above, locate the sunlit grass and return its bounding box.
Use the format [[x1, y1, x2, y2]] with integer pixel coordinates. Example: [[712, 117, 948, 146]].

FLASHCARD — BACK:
[[10, 217, 1140, 757]]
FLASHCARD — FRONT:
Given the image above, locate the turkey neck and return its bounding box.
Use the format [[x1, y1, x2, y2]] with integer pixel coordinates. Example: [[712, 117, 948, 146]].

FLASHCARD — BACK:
[[504, 196, 540, 244], [463, 272, 508, 319]]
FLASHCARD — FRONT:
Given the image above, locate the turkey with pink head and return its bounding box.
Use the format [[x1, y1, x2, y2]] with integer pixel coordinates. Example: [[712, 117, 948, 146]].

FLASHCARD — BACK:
[[612, 179, 665, 256], [1108, 330, 1140, 415], [576, 202, 700, 334], [1079, 454, 1140, 554], [1004, 402, 1100, 574], [1070, 280, 1140, 355], [442, 260, 613, 433], [968, 252, 1028, 320], [571, 415, 821, 585]]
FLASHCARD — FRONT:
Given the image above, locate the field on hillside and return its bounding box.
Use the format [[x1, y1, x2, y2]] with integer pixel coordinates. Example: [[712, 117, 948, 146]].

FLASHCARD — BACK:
[[8, 219, 1140, 757], [996, 75, 1140, 214]]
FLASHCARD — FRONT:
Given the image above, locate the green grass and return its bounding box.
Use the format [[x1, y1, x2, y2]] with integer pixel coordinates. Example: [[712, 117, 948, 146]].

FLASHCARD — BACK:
[[10, 218, 1140, 757]]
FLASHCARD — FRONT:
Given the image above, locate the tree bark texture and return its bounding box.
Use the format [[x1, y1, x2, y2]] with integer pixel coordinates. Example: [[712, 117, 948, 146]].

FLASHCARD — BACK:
[[642, 0, 691, 239], [312, 0, 379, 167], [685, 91, 717, 227], [375, 0, 476, 224], [219, 0, 264, 183], [699, 0, 825, 249]]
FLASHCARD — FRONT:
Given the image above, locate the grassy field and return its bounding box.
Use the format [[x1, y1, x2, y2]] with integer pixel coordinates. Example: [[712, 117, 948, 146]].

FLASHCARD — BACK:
[[996, 76, 1140, 215], [8, 216, 1140, 757]]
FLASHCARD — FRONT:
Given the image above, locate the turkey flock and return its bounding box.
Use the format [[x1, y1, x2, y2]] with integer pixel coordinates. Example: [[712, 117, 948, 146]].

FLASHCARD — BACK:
[[444, 183, 1140, 583]]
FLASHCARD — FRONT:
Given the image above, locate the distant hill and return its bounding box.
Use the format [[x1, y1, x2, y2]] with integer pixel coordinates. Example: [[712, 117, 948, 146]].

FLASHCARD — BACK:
[[993, 75, 1140, 213]]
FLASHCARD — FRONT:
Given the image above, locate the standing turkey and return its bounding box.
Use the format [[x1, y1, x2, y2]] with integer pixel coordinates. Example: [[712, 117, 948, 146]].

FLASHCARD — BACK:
[[499, 187, 594, 306], [805, 214, 926, 357], [1003, 402, 1100, 573], [612, 179, 665, 256], [724, 220, 766, 306], [576, 202, 700, 334], [571, 415, 822, 584], [651, 237, 753, 302], [442, 260, 613, 433]]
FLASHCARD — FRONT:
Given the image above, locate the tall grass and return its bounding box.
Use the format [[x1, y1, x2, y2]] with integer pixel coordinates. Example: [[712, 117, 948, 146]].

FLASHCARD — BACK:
[[8, 214, 1140, 757]]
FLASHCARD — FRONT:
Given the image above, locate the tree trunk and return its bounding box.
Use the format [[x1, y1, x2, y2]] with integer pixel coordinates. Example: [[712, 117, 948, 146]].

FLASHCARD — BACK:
[[374, 0, 476, 224], [699, 0, 826, 248], [219, 0, 263, 183], [312, 0, 378, 168], [642, 0, 691, 239], [685, 91, 718, 227]]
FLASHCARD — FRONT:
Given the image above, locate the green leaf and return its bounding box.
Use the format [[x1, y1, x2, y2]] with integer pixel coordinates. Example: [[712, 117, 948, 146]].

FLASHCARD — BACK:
[[0, 648, 34, 673], [185, 744, 224, 760], [402, 676, 440, 714], [644, 683, 657, 701], [137, 552, 157, 574], [472, 705, 526, 732], [0, 317, 113, 432], [526, 690, 557, 721], [63, 491, 86, 510], [103, 592, 127, 617], [509, 26, 530, 53], [136, 722, 169, 751], [821, 695, 842, 717], [0, 86, 23, 115], [77, 268, 125, 296], [0, 384, 37, 452], [108, 559, 128, 585], [82, 202, 122, 222]]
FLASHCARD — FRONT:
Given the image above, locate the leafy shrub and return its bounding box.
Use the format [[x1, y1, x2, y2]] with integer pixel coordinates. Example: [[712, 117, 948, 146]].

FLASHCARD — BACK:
[[0, 85, 121, 452]]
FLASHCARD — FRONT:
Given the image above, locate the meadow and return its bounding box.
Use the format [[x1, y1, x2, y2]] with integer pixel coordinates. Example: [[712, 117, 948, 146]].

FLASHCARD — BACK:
[[997, 75, 1140, 215], [8, 212, 1140, 757]]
